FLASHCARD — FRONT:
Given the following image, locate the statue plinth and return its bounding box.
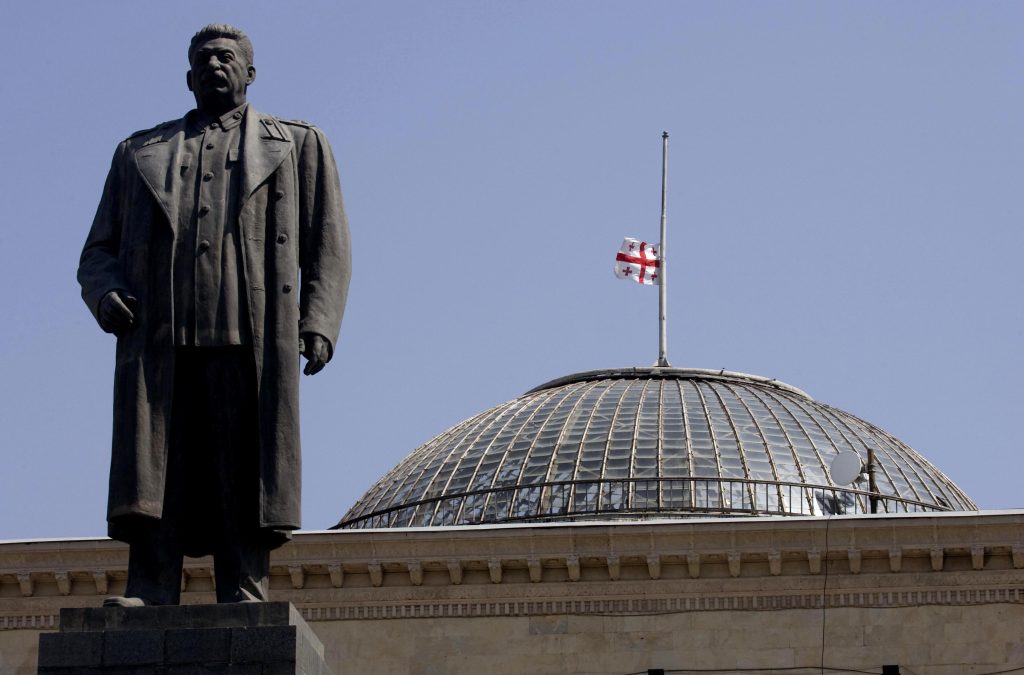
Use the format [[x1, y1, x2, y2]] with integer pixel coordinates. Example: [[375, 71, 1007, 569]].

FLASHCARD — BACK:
[[37, 602, 332, 673]]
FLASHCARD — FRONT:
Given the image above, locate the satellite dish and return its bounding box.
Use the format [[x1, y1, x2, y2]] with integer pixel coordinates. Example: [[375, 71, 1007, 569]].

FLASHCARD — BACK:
[[829, 451, 863, 486]]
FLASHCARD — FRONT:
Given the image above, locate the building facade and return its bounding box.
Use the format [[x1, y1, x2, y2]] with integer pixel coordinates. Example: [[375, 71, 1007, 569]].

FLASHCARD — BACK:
[[3, 368, 1020, 674], [1, 513, 1023, 673]]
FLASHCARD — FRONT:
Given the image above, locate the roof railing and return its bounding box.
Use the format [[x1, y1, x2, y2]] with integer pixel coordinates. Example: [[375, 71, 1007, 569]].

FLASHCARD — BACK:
[[334, 476, 953, 529]]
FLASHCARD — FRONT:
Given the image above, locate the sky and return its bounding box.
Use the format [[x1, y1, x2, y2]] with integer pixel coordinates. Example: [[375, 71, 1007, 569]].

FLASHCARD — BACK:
[[0, 1, 1021, 541]]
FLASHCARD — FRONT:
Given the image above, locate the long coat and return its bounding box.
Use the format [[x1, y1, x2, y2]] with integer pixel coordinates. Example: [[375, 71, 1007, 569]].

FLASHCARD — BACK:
[[78, 106, 351, 541]]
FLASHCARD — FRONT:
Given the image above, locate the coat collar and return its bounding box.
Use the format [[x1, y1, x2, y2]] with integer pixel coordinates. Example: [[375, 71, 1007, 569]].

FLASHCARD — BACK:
[[187, 102, 248, 133], [239, 104, 293, 203], [132, 105, 294, 230]]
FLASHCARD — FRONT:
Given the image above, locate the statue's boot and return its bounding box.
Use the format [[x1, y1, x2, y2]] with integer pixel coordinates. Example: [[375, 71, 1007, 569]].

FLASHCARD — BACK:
[[102, 596, 150, 608]]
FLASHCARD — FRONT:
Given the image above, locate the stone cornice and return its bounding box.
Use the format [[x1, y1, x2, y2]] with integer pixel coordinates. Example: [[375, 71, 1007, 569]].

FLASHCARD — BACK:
[[2, 512, 1022, 629]]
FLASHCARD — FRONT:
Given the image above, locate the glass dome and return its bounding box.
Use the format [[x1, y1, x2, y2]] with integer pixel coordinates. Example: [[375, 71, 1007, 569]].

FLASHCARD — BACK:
[[336, 368, 975, 529]]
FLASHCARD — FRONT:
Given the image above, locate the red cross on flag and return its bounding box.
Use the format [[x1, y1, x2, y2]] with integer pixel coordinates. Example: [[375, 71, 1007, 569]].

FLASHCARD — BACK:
[[614, 237, 661, 285]]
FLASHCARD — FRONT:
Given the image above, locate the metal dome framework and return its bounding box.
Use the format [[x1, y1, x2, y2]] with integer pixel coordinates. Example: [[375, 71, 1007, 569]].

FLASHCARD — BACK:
[[336, 369, 975, 529]]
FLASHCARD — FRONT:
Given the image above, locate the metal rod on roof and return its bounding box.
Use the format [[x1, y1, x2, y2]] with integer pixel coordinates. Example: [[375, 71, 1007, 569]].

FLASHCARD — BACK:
[[657, 132, 671, 367], [867, 446, 879, 513]]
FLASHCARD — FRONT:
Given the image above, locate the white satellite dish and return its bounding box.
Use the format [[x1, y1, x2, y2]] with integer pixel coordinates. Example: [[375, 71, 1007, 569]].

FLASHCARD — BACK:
[[829, 451, 863, 486]]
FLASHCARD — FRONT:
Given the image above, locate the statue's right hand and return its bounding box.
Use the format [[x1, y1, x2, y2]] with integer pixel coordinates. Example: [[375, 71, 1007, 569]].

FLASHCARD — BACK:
[[99, 291, 137, 335]]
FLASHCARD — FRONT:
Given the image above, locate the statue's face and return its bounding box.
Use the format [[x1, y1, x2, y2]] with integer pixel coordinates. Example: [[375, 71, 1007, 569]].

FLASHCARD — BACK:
[[187, 37, 254, 108]]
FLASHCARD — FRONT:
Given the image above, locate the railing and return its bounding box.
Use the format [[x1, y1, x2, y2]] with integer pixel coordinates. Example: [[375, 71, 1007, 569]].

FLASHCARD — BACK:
[[334, 476, 953, 529]]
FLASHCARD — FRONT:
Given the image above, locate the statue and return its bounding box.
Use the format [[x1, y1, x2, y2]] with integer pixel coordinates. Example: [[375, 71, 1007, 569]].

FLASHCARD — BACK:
[[77, 24, 351, 606]]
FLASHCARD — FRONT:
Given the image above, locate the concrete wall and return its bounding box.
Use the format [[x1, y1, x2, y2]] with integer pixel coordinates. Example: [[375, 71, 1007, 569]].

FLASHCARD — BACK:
[[314, 604, 1024, 675]]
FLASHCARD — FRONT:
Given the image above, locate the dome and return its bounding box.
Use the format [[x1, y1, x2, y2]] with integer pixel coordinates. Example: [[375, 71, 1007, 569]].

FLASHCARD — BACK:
[[336, 368, 975, 529]]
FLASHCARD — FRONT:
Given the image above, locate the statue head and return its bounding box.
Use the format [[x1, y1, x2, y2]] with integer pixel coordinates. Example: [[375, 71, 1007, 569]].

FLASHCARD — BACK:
[[186, 24, 256, 116]]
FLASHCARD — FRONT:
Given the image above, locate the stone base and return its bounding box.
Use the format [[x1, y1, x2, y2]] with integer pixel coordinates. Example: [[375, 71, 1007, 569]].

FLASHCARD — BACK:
[[37, 602, 331, 674]]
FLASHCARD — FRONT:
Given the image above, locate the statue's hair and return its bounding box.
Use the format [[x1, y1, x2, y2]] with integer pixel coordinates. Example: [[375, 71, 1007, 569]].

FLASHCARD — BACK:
[[188, 24, 254, 65]]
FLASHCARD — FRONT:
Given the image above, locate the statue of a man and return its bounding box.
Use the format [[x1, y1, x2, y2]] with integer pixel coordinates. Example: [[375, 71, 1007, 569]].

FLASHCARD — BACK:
[[78, 24, 351, 606]]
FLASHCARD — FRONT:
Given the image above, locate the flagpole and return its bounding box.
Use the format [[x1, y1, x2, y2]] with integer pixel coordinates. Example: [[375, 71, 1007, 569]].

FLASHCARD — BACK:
[[657, 131, 671, 367]]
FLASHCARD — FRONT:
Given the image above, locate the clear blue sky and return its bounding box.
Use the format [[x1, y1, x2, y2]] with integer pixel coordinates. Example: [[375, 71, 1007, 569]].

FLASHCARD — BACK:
[[1, 1, 1021, 540]]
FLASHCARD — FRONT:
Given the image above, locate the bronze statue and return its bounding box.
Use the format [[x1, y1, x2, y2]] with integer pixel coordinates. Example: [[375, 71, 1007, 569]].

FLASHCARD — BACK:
[[78, 24, 351, 606]]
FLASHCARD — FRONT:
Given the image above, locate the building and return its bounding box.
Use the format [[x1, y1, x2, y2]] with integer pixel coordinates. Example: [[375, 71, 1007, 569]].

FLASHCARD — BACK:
[[2, 367, 1022, 674]]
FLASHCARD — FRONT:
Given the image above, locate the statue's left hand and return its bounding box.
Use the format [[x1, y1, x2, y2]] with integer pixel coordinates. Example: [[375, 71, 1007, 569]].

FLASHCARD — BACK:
[[300, 332, 331, 376]]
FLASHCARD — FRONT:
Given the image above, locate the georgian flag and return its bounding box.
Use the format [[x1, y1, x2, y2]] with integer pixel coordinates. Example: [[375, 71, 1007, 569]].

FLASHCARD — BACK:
[[614, 238, 661, 285]]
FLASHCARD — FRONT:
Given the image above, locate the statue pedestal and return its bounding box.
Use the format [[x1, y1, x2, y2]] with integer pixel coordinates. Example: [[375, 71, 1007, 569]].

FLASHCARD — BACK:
[[37, 602, 332, 674]]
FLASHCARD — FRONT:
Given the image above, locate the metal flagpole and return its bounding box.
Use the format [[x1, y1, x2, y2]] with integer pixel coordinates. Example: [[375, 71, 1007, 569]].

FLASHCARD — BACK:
[[657, 132, 671, 367]]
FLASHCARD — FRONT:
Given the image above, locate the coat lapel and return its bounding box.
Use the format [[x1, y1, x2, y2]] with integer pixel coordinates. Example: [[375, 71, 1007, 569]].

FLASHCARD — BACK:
[[133, 119, 187, 233], [240, 106, 294, 207]]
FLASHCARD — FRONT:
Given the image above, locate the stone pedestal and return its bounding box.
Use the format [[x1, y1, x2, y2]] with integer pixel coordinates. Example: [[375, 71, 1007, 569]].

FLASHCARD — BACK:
[[37, 602, 332, 674]]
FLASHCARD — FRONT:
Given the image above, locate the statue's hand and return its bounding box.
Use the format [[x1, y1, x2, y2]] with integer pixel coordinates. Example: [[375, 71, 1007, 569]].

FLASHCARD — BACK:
[[300, 332, 331, 376], [99, 291, 137, 335]]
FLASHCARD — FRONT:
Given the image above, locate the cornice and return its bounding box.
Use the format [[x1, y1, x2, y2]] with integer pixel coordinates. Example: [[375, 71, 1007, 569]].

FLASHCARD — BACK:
[[2, 513, 1022, 629]]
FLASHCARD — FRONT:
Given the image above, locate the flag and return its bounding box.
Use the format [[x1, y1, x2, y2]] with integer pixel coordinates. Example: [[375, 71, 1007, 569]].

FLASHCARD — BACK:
[[614, 238, 661, 285]]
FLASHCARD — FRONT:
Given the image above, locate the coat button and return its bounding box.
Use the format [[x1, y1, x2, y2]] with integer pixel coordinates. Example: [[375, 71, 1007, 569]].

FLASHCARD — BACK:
[[277, 233, 288, 244], [198, 240, 210, 253], [206, 143, 215, 150], [203, 172, 214, 181], [274, 190, 285, 200], [198, 205, 210, 216], [282, 283, 293, 293], [233, 111, 242, 119]]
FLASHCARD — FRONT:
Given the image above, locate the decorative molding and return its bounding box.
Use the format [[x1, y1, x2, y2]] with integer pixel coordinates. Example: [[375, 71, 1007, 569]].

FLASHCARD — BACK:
[[367, 562, 383, 588], [288, 564, 305, 590], [807, 548, 822, 575], [3, 512, 1024, 631], [527, 557, 542, 583], [888, 547, 902, 573], [767, 550, 781, 576], [847, 549, 862, 574], [566, 555, 580, 582], [4, 546, 1023, 597], [0, 614, 57, 630], [971, 545, 985, 571], [930, 547, 944, 572], [408, 561, 423, 586], [727, 552, 741, 578], [182, 567, 212, 593], [606, 554, 620, 581], [54, 572, 71, 596], [646, 554, 661, 580], [686, 552, 701, 579], [92, 571, 108, 595], [328, 563, 344, 588], [447, 559, 463, 585], [4, 585, 1020, 633], [488, 558, 503, 584], [287, 586, 1024, 623]]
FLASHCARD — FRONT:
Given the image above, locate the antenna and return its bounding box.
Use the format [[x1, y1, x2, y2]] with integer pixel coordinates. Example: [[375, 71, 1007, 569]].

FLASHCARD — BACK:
[[828, 450, 881, 513], [828, 451, 863, 486]]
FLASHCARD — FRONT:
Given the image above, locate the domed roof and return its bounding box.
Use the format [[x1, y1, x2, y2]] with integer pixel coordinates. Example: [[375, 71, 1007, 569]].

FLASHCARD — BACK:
[[336, 368, 975, 529]]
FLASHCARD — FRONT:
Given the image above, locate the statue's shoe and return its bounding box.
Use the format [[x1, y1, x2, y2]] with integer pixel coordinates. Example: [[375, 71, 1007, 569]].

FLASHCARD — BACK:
[[102, 596, 149, 608]]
